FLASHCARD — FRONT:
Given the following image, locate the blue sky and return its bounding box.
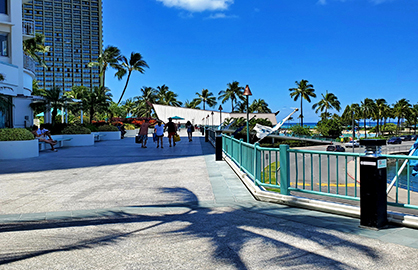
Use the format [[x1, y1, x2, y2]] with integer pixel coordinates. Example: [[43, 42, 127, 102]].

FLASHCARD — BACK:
[[102, 0, 418, 123]]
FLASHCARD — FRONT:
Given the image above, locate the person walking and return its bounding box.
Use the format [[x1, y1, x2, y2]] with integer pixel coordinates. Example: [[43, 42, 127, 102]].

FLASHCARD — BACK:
[[138, 119, 150, 148], [166, 117, 177, 147], [186, 121, 194, 142], [154, 120, 165, 148]]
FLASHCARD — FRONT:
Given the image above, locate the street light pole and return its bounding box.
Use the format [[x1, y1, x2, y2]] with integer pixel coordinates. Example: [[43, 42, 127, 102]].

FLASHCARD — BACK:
[[211, 111, 214, 127], [243, 85, 253, 143], [218, 105, 223, 127]]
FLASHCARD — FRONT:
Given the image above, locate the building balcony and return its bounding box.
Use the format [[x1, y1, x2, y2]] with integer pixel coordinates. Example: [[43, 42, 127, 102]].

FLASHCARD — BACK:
[[22, 20, 35, 40], [23, 54, 36, 75]]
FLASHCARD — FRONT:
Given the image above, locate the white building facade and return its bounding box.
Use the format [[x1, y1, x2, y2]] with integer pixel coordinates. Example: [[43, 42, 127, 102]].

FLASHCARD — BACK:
[[0, 0, 36, 128]]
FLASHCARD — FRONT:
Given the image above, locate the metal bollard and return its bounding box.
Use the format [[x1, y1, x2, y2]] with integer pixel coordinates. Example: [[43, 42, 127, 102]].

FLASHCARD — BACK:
[[215, 134, 222, 160], [359, 139, 388, 229], [205, 127, 209, 142]]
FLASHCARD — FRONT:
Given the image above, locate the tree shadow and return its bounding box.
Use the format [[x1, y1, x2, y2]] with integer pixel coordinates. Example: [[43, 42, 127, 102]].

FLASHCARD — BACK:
[[0, 188, 382, 269]]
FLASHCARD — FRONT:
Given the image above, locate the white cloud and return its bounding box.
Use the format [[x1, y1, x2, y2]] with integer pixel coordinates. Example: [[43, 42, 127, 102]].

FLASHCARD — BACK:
[[316, 0, 327, 5], [317, 0, 395, 5], [206, 12, 238, 19], [156, 0, 234, 12]]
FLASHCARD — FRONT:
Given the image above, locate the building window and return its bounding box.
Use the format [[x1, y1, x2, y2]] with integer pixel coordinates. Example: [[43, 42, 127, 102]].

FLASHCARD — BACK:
[[0, 33, 8, 57], [0, 0, 7, 14]]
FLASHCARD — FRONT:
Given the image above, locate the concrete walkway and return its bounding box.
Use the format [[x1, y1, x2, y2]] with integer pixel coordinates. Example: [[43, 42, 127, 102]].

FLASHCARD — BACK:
[[1, 131, 418, 269]]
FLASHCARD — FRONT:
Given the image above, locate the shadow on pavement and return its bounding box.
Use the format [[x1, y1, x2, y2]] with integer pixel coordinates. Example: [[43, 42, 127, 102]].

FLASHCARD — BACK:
[[0, 188, 381, 269]]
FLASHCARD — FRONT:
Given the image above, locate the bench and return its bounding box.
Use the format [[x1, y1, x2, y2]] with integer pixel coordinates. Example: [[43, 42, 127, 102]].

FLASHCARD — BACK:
[[93, 133, 106, 142], [38, 137, 72, 151]]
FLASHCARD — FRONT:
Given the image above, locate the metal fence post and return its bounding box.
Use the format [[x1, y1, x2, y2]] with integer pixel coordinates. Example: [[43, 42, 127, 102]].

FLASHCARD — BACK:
[[280, 144, 290, 195], [253, 143, 259, 184]]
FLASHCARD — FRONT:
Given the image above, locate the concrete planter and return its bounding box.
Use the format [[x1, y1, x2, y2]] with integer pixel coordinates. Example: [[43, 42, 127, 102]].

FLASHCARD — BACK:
[[0, 140, 39, 159], [99, 131, 121, 140], [59, 134, 94, 147], [125, 129, 139, 137]]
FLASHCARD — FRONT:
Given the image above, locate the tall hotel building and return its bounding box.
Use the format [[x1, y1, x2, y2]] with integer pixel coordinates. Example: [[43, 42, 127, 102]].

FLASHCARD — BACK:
[[23, 0, 103, 92]]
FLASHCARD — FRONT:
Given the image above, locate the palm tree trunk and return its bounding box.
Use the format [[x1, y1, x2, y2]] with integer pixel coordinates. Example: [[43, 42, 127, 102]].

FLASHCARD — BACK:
[[300, 99, 303, 126], [231, 99, 234, 113], [203, 101, 206, 110], [364, 119, 367, 138], [117, 71, 132, 104]]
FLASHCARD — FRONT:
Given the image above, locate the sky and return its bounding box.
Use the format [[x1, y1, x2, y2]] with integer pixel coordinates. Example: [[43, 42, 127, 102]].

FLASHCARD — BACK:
[[102, 0, 418, 123]]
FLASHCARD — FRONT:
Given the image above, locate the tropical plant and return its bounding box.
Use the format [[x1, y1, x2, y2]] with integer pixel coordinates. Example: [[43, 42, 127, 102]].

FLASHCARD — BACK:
[[133, 86, 158, 117], [393, 98, 411, 135], [249, 99, 272, 113], [218, 81, 244, 112], [184, 99, 200, 109], [43, 87, 72, 126], [82, 86, 112, 123], [115, 52, 149, 104], [311, 91, 340, 119], [122, 98, 136, 117], [360, 98, 376, 138], [373, 98, 388, 136], [289, 79, 316, 126], [22, 33, 49, 67], [193, 89, 217, 110], [88, 45, 121, 88], [289, 125, 312, 136], [316, 117, 344, 138], [234, 99, 248, 113], [407, 104, 418, 135], [108, 101, 126, 120], [155, 85, 182, 107]]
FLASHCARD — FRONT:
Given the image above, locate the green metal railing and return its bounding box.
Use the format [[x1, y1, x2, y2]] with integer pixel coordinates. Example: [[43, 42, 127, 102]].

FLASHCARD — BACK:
[[222, 134, 418, 211]]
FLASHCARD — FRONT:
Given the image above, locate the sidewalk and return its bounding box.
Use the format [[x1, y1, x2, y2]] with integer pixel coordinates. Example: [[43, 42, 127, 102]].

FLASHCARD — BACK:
[[0, 131, 418, 269]]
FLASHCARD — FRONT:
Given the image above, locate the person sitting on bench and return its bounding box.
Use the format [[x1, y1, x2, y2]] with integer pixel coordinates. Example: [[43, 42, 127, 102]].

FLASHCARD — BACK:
[[32, 125, 58, 152], [37, 124, 56, 142]]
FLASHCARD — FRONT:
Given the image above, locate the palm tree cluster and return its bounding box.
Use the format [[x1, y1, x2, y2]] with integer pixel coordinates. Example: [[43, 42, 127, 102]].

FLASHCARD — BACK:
[[341, 98, 418, 136]]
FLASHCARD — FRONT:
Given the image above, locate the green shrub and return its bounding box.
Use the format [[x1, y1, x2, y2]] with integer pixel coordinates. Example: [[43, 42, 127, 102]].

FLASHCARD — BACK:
[[61, 126, 91, 134], [124, 123, 135, 130], [98, 125, 119, 131], [84, 124, 99, 132], [0, 128, 34, 141]]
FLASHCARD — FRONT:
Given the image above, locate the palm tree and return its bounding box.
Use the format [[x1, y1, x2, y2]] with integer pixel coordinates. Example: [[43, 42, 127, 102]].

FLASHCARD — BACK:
[[122, 98, 136, 117], [289, 79, 316, 126], [184, 99, 200, 109], [393, 98, 411, 135], [134, 86, 158, 118], [43, 87, 72, 126], [115, 52, 149, 104], [235, 99, 248, 113], [23, 33, 49, 67], [249, 99, 272, 113], [156, 84, 170, 104], [373, 99, 387, 136], [159, 91, 182, 107], [82, 86, 112, 123], [88, 45, 121, 88], [311, 91, 340, 119], [193, 89, 217, 110], [360, 98, 376, 138], [218, 81, 244, 112], [408, 104, 418, 135]]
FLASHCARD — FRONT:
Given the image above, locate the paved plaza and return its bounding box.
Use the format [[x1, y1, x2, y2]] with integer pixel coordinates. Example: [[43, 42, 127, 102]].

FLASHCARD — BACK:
[[1, 131, 418, 269]]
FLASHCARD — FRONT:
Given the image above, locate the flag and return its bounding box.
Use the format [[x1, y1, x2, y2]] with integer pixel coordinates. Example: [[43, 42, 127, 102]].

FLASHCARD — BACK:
[[409, 138, 418, 176], [254, 108, 299, 142], [253, 124, 274, 140]]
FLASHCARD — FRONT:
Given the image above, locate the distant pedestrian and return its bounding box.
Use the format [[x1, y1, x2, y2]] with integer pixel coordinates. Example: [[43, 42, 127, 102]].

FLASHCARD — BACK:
[[154, 120, 165, 148], [186, 121, 193, 142], [166, 117, 177, 147], [138, 119, 150, 148]]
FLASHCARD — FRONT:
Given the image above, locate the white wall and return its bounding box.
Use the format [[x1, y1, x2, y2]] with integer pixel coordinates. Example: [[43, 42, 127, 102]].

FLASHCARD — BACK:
[[12, 96, 32, 128]]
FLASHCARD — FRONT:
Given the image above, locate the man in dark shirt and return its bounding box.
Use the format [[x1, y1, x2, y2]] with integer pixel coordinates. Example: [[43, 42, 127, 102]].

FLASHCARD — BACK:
[[166, 117, 177, 147]]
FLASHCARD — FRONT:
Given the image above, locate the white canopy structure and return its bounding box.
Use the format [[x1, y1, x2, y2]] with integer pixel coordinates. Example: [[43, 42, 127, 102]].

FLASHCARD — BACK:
[[152, 104, 278, 126]]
